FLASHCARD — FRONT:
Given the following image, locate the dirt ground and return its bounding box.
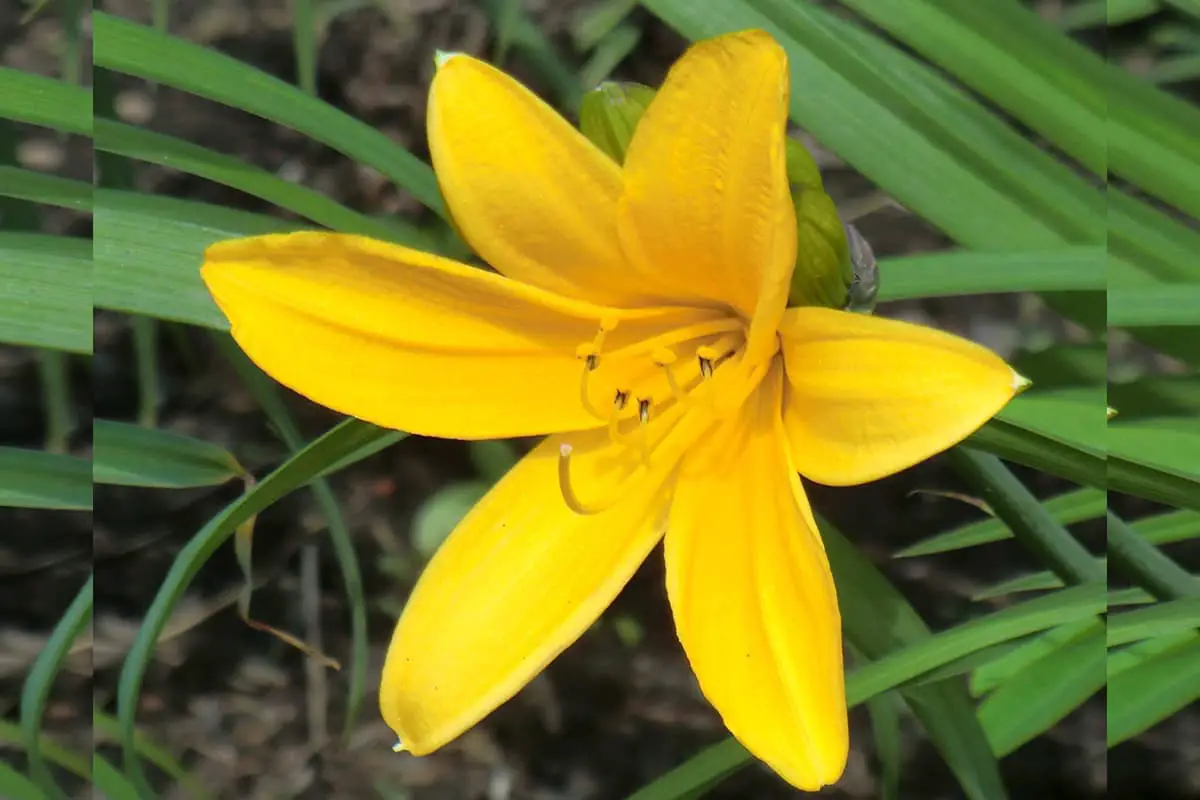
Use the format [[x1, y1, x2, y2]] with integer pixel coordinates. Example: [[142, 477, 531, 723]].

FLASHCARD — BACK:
[[1, 1, 1197, 798]]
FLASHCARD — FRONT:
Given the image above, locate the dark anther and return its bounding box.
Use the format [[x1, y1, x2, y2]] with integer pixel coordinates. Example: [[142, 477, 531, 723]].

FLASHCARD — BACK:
[[637, 399, 651, 424], [614, 390, 629, 409]]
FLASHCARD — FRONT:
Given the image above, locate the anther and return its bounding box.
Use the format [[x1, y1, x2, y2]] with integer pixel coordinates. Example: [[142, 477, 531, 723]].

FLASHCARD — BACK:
[[699, 357, 714, 379], [638, 399, 651, 424], [614, 390, 629, 410]]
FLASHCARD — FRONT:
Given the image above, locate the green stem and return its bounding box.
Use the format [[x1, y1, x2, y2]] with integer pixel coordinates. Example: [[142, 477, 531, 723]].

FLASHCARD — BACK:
[[1108, 511, 1200, 601]]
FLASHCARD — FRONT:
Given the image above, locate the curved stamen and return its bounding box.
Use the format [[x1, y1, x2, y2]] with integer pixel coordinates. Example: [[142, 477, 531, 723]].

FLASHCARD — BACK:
[[653, 348, 690, 404], [603, 318, 743, 362], [577, 350, 608, 421], [607, 391, 632, 448], [557, 443, 638, 515]]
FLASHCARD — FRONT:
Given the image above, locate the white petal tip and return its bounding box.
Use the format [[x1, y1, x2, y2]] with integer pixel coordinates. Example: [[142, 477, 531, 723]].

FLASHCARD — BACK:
[[391, 740, 406, 753], [1107, 406, 1118, 420], [434, 50, 463, 70], [1012, 373, 1033, 393]]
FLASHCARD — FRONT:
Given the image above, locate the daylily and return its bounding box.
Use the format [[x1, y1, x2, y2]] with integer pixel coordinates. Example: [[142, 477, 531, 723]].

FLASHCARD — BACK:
[[201, 30, 1025, 790]]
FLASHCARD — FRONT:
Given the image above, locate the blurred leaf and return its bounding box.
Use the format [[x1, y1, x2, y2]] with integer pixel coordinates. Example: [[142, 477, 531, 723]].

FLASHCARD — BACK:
[[467, 440, 521, 483], [92, 13, 444, 215], [837, 0, 1104, 174], [92, 118, 439, 249], [475, 0, 583, 111], [947, 448, 1101, 585], [1108, 597, 1200, 647], [0, 720, 90, 781], [976, 620, 1105, 756], [969, 617, 1097, 696], [572, 0, 640, 50], [1009, 345, 1106, 389], [1144, 52, 1200, 83], [967, 415, 1104, 490], [0, 447, 91, 510], [117, 418, 404, 792], [1107, 631, 1197, 678], [1108, 636, 1200, 746], [92, 711, 210, 799], [0, 67, 91, 134], [580, 22, 643, 88], [412, 481, 490, 557], [0, 763, 44, 800], [1110, 286, 1200, 328], [895, 487, 1105, 558], [1138, 509, 1200, 546], [1057, 0, 1160, 29], [1108, 511, 1200, 602], [0, 233, 92, 353], [1108, 375, 1200, 418], [0, 166, 92, 211], [20, 575, 92, 799], [92, 419, 245, 488], [864, 685, 903, 800], [94, 189, 295, 329], [973, 569, 1074, 600], [92, 754, 142, 800], [876, 248, 1105, 301], [215, 334, 371, 735]]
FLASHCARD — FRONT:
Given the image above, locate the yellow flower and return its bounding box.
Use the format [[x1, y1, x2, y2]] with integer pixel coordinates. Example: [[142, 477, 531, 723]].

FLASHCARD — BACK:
[[201, 30, 1024, 791]]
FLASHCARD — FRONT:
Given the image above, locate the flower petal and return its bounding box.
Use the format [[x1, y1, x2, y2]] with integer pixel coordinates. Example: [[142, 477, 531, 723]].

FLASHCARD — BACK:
[[618, 30, 796, 362], [202, 232, 720, 439], [780, 307, 1025, 486], [665, 363, 848, 790], [430, 53, 659, 306], [380, 411, 707, 753]]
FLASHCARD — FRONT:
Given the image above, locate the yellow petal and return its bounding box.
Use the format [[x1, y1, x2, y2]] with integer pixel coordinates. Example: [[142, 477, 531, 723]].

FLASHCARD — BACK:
[[618, 30, 796, 363], [202, 232, 721, 439], [380, 408, 709, 753], [665, 363, 848, 790], [780, 307, 1024, 486], [430, 54, 660, 306]]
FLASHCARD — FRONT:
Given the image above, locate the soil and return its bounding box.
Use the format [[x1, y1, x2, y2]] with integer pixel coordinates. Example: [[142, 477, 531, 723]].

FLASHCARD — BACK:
[[1, 1, 1196, 798]]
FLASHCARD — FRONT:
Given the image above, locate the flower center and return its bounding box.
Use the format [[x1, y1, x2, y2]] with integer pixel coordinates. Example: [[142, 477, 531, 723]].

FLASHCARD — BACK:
[[557, 314, 774, 516]]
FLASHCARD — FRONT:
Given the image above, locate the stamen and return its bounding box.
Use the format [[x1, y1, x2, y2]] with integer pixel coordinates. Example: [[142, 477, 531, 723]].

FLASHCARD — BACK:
[[698, 357, 714, 380], [578, 356, 607, 421], [557, 443, 635, 515], [603, 318, 742, 361], [637, 399, 652, 465], [608, 391, 630, 446]]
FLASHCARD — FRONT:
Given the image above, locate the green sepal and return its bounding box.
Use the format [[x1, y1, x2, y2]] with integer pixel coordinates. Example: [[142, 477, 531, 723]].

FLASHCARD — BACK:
[[578, 81, 656, 165]]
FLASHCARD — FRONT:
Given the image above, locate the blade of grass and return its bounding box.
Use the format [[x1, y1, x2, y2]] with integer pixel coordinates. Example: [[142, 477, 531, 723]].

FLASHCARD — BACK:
[[36, 349, 73, 453], [1138, 509, 1200, 546], [0, 762, 44, 800], [1109, 286, 1200, 327], [966, 416, 1104, 490], [1108, 511, 1200, 601], [1108, 597, 1200, 647], [0, 67, 91, 134], [1057, 0, 1160, 29], [895, 487, 1105, 558], [976, 620, 1105, 756], [572, 0, 640, 50], [969, 617, 1098, 696], [294, 0, 319, 96], [0, 720, 91, 781], [1108, 636, 1200, 745], [876, 248, 1105, 301], [93, 419, 246, 488], [214, 333, 369, 737], [92, 710, 210, 799], [92, 13, 444, 216], [946, 448, 1102, 585], [91, 118, 438, 249], [94, 189, 296, 329], [0, 447, 91, 510], [627, 581, 1104, 798], [19, 575, 93, 800], [0, 166, 92, 211], [93, 754, 142, 800], [475, 0, 584, 112], [117, 418, 404, 793], [0, 233, 92, 354]]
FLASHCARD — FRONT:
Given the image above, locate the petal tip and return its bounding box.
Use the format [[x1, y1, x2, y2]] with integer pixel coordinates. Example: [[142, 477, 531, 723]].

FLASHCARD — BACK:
[[433, 50, 464, 70], [1012, 372, 1033, 394]]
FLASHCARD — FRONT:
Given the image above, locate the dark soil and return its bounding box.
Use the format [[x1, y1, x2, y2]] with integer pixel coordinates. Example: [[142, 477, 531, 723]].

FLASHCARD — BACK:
[[2, 1, 1196, 798]]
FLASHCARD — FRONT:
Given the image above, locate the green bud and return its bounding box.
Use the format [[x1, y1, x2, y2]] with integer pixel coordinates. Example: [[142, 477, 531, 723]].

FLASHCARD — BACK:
[[578, 82, 656, 165]]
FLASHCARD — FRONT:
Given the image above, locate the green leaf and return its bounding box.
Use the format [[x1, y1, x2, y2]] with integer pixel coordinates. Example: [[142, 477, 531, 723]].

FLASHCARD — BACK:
[[92, 13, 444, 216], [835, 0, 1103, 174], [1108, 512, 1200, 602], [976, 621, 1105, 756], [1108, 375, 1200, 418], [863, 680, 903, 800], [1107, 636, 1200, 746], [117, 418, 404, 793], [0, 67, 91, 134], [1108, 597, 1200, 647], [0, 166, 93, 212], [0, 762, 44, 800], [91, 118, 438, 249], [1137, 509, 1200, 547], [946, 448, 1101, 585], [1010, 345, 1106, 389], [1109, 286, 1200, 327], [969, 618, 1098, 696], [0, 233, 92, 353], [1107, 631, 1197, 679], [475, 0, 584, 111], [214, 335, 373, 737], [92, 711, 210, 799], [412, 481, 490, 557], [967, 415, 1103, 490], [92, 754, 143, 800], [94, 189, 295, 329], [1057, 0, 1161, 29], [895, 487, 1105, 558], [0, 447, 91, 510], [92, 419, 245, 488], [20, 575, 92, 800], [973, 570, 1073, 601], [1108, 420, 1200, 512], [0, 720, 90, 781], [876, 248, 1105, 301]]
